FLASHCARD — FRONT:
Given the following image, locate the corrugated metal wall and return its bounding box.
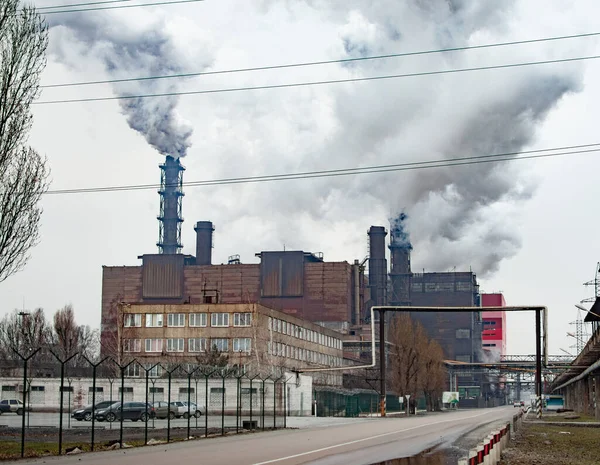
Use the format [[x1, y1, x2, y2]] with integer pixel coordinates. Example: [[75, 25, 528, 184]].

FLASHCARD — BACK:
[[142, 254, 185, 299]]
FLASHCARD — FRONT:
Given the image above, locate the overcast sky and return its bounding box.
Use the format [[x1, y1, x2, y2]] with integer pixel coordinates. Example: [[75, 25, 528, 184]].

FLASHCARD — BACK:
[[1, 0, 599, 357]]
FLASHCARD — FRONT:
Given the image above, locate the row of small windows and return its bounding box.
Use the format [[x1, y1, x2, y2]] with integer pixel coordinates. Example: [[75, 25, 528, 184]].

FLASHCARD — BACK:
[[267, 341, 343, 367], [124, 313, 252, 328], [268, 317, 342, 350], [123, 337, 252, 354]]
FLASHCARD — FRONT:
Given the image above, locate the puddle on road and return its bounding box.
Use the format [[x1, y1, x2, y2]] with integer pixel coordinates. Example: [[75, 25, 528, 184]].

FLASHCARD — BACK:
[[369, 450, 453, 465]]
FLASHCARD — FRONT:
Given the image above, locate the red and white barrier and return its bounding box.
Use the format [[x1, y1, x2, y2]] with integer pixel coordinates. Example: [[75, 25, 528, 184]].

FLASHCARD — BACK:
[[458, 423, 511, 465]]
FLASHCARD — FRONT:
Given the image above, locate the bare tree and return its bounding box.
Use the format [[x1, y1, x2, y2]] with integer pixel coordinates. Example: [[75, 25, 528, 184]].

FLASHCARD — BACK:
[[0, 0, 50, 283], [52, 304, 79, 359], [0, 308, 51, 356], [388, 314, 446, 413], [421, 339, 446, 411]]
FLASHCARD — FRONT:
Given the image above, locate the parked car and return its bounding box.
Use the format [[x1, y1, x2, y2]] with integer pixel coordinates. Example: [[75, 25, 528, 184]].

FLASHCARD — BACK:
[[182, 401, 203, 418], [71, 400, 115, 421], [0, 399, 28, 415], [152, 401, 179, 420], [95, 402, 155, 422], [169, 401, 188, 418]]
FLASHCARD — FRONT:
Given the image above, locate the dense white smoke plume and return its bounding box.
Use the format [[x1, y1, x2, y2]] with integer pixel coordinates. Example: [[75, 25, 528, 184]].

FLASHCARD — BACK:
[[46, 1, 587, 276], [47, 11, 213, 158]]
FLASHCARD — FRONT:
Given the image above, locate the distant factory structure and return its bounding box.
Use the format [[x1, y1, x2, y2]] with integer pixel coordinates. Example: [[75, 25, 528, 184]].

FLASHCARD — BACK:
[[101, 154, 503, 398]]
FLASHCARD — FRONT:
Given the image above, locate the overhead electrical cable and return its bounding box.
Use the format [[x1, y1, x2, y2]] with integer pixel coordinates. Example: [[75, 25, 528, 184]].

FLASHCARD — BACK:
[[38, 0, 203, 14], [36, 0, 131, 10], [44, 143, 600, 195], [35, 54, 600, 105], [41, 31, 600, 89]]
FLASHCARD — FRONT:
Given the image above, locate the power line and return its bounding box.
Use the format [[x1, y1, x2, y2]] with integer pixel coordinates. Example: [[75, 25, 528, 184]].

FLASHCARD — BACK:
[[36, 0, 130, 11], [35, 54, 600, 105], [39, 0, 203, 14], [41, 31, 600, 89], [45, 143, 600, 195]]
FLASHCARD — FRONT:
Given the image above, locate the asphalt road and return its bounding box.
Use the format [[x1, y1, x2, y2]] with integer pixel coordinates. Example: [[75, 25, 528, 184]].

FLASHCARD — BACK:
[[4, 407, 517, 465]]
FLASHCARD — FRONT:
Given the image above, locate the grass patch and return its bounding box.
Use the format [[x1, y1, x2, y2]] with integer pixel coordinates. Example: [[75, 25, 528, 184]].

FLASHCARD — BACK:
[[500, 423, 600, 465], [541, 413, 598, 423]]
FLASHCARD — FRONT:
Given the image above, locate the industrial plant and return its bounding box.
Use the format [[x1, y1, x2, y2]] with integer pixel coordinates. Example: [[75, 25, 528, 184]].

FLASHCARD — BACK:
[[101, 155, 507, 401]]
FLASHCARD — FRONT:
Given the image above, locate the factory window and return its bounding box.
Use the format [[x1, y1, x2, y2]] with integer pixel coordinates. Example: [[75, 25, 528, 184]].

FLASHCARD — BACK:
[[268, 317, 272, 330], [123, 339, 141, 352], [124, 314, 142, 327], [282, 321, 287, 334], [233, 338, 252, 353], [234, 313, 252, 327], [211, 313, 229, 327], [145, 338, 163, 353], [166, 338, 184, 352], [31, 386, 45, 392], [267, 341, 271, 354], [188, 338, 207, 353], [125, 364, 140, 377], [483, 321, 496, 326], [167, 313, 185, 327], [189, 313, 208, 327], [149, 365, 163, 377], [456, 329, 471, 339], [483, 343, 497, 347], [211, 338, 229, 352], [2, 386, 15, 392], [119, 387, 134, 393], [149, 387, 164, 394], [146, 313, 163, 328]]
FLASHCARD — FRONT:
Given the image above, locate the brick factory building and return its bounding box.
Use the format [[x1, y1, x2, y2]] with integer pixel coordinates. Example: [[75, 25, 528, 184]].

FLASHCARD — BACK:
[[116, 303, 344, 386]]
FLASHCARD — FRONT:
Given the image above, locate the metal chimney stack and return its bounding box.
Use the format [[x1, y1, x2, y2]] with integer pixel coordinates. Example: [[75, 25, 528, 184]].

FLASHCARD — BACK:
[[368, 226, 388, 308], [157, 156, 185, 254], [194, 221, 214, 265]]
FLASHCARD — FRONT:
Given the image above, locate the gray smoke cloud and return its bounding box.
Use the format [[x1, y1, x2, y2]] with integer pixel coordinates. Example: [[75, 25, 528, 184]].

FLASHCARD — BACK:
[[46, 11, 212, 158], [243, 0, 585, 276]]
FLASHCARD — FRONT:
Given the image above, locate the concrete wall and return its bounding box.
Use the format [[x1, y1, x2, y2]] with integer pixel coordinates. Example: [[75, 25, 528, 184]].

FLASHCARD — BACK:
[[0, 371, 312, 416]]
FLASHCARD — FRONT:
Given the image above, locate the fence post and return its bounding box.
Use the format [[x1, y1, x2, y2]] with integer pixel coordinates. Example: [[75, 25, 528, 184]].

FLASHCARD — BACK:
[[112, 359, 136, 448], [50, 351, 77, 455], [141, 363, 159, 445], [12, 348, 40, 459], [221, 373, 225, 436], [273, 379, 277, 429], [165, 364, 180, 444], [261, 378, 266, 431], [204, 372, 209, 438], [83, 356, 109, 452]]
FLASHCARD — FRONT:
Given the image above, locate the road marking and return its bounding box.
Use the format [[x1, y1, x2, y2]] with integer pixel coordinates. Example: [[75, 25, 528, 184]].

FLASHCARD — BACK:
[[252, 410, 491, 465]]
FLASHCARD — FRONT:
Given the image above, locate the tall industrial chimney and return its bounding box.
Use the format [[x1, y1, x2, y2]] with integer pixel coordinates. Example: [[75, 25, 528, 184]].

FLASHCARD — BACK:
[[389, 213, 413, 306], [194, 221, 214, 265], [368, 226, 388, 308], [157, 156, 185, 254]]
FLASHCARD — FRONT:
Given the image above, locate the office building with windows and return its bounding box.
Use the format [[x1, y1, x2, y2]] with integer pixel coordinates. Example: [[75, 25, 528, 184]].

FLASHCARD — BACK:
[[116, 303, 344, 386]]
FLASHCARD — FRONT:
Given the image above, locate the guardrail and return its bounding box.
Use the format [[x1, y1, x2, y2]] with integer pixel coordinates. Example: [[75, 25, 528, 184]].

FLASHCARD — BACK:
[[458, 410, 524, 465]]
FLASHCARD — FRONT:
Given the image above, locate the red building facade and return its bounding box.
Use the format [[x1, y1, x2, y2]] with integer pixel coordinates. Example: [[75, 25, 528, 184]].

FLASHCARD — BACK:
[[481, 293, 507, 359]]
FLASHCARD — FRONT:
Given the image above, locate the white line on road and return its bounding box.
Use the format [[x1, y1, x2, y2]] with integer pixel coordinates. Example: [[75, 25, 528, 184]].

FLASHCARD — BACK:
[[252, 410, 491, 465]]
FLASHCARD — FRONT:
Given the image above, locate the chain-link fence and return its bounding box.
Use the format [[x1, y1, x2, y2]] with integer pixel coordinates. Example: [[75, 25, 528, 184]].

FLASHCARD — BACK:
[[0, 351, 290, 458]]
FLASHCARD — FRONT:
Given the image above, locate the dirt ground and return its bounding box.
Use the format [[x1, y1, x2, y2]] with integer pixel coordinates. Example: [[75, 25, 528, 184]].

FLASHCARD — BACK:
[[499, 421, 600, 465]]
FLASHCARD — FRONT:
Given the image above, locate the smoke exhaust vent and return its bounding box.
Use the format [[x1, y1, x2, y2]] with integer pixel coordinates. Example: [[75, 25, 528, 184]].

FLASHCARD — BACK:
[[368, 226, 388, 308], [194, 221, 214, 265], [157, 156, 185, 254]]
